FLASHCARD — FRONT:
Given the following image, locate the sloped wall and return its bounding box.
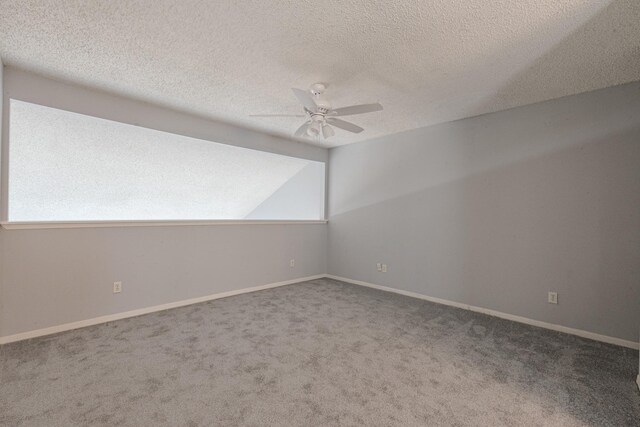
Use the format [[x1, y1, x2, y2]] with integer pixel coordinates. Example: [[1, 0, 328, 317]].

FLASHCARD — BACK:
[[246, 162, 325, 220]]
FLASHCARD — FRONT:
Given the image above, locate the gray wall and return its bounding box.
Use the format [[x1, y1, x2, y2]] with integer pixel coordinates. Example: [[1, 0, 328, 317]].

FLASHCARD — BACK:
[[246, 162, 325, 220], [0, 224, 326, 337], [0, 67, 327, 338], [328, 81, 640, 342]]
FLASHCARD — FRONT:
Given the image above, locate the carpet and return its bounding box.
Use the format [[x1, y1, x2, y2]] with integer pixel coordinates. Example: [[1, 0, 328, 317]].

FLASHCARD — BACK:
[[1, 278, 638, 426]]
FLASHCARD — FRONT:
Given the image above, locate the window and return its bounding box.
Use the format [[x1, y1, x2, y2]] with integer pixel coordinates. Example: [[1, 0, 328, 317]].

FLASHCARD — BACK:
[[7, 100, 325, 222]]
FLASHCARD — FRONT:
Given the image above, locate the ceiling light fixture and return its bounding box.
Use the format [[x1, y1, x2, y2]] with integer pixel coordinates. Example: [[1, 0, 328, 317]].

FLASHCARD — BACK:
[[307, 119, 322, 137]]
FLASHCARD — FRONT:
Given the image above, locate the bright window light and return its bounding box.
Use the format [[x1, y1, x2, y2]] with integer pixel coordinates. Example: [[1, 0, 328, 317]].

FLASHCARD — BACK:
[[7, 99, 325, 222]]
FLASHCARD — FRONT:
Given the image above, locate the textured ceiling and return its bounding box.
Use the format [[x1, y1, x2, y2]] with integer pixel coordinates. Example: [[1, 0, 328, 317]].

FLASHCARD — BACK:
[[1, 1, 639, 147]]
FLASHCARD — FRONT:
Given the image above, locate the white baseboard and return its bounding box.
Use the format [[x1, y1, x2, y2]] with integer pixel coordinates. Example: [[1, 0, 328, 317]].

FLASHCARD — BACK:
[[3, 273, 638, 352], [325, 275, 639, 350], [0, 274, 325, 345]]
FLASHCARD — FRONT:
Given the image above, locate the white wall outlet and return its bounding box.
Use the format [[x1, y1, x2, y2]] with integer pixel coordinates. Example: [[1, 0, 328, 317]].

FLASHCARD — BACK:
[[113, 281, 122, 294], [382, 264, 388, 273], [376, 263, 382, 272], [548, 291, 558, 304], [289, 259, 295, 268]]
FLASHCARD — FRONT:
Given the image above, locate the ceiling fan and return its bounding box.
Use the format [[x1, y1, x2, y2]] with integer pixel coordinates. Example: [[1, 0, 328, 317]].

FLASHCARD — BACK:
[[250, 83, 383, 139]]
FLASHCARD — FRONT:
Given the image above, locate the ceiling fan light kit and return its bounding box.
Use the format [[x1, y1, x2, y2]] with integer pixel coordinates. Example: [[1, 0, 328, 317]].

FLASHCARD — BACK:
[[252, 83, 383, 141], [307, 118, 322, 137]]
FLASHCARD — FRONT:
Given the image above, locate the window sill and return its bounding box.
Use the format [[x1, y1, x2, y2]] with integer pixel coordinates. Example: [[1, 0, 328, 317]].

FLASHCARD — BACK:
[[0, 220, 328, 230]]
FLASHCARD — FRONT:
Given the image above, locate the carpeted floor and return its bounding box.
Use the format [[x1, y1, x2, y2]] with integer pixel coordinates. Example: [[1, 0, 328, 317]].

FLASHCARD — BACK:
[[1, 278, 638, 426]]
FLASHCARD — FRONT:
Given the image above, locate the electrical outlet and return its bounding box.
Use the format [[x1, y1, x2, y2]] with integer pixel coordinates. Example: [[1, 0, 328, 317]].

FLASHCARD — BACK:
[[289, 259, 295, 268], [376, 263, 382, 272], [548, 292, 557, 304], [113, 281, 122, 294], [382, 264, 388, 273]]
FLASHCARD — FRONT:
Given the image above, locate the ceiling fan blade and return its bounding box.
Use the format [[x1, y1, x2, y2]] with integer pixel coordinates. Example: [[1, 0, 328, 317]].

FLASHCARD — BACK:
[[292, 88, 318, 112], [294, 122, 310, 137], [322, 123, 335, 139], [330, 103, 383, 117], [326, 118, 364, 133], [249, 114, 305, 117]]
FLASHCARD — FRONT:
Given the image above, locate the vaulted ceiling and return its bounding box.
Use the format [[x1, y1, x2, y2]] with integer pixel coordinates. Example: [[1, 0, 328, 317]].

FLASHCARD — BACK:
[[1, 1, 639, 147]]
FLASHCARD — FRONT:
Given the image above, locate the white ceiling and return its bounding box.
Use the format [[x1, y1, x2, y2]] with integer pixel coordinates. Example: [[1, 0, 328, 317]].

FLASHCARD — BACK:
[[1, 1, 639, 147]]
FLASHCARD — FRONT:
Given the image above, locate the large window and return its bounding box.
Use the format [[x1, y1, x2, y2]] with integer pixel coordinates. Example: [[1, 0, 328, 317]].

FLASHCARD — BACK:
[[7, 100, 325, 222]]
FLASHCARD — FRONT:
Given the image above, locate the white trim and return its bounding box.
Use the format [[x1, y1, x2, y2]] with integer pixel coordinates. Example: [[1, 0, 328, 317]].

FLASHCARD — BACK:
[[637, 375, 640, 391], [3, 273, 637, 351], [325, 275, 639, 350], [0, 219, 328, 230], [0, 274, 325, 345]]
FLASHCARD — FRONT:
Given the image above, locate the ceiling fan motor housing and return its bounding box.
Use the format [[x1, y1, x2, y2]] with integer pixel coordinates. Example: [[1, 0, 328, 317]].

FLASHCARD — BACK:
[[310, 83, 331, 113]]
